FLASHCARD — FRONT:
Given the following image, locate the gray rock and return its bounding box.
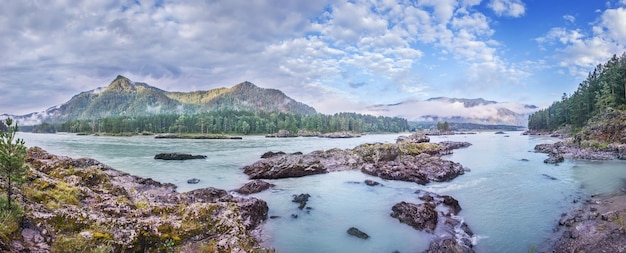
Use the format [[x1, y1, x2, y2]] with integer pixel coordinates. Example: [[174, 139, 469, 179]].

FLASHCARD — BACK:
[[154, 152, 207, 160], [235, 180, 275, 195], [292, 193, 311, 210], [347, 227, 370, 239]]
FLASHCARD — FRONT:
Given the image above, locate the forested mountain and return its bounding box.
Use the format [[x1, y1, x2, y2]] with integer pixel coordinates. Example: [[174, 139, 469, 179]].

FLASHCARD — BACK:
[[528, 53, 626, 131], [6, 75, 317, 124]]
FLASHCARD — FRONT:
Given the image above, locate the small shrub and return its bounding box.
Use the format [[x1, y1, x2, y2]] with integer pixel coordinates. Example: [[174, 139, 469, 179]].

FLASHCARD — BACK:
[[0, 195, 22, 243]]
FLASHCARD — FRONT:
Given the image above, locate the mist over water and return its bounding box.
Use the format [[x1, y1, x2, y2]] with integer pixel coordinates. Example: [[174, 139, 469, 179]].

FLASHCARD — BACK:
[[18, 132, 626, 253]]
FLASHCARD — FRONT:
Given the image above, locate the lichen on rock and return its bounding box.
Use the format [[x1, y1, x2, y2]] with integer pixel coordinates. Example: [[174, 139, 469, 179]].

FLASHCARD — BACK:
[[6, 147, 271, 253]]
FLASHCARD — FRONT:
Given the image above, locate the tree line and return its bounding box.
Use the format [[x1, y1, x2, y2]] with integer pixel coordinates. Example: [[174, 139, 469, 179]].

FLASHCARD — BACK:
[[38, 110, 410, 134], [528, 53, 626, 131]]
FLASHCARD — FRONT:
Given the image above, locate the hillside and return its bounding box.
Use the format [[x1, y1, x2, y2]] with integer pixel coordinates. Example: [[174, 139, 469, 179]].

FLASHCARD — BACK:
[[5, 76, 317, 124], [528, 53, 626, 137]]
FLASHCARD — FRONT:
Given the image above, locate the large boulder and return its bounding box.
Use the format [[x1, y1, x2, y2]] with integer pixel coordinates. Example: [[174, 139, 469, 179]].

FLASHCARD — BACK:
[[360, 154, 467, 185], [243, 154, 327, 179]]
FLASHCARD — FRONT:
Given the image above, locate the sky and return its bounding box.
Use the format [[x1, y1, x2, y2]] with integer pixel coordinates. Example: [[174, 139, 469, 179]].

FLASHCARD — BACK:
[[2, 0, 626, 116]]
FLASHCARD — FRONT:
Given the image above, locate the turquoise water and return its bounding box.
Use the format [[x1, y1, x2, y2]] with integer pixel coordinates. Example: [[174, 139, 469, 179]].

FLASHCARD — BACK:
[[17, 132, 626, 253]]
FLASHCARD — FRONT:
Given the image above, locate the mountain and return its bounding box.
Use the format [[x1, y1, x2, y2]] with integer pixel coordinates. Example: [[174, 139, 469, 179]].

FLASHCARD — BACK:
[[369, 97, 538, 126], [4, 75, 317, 125]]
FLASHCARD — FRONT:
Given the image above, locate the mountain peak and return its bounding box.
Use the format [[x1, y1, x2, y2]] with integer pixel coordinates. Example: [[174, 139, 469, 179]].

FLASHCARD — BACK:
[[106, 75, 136, 92], [232, 81, 259, 90]]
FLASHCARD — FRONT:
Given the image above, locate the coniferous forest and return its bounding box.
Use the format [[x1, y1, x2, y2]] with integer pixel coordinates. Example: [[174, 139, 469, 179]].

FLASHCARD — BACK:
[[528, 53, 626, 131], [44, 110, 409, 135]]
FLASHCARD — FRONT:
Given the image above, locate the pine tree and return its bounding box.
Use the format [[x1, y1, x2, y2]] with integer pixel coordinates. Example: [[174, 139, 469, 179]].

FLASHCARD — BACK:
[[0, 118, 28, 210]]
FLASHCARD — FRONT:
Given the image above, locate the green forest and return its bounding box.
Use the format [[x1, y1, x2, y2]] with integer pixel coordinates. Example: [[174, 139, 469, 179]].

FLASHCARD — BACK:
[[36, 110, 410, 135], [528, 53, 626, 131]]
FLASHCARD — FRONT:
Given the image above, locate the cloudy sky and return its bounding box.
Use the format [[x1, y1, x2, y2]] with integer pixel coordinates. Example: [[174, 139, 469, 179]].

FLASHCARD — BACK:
[[2, 0, 626, 115]]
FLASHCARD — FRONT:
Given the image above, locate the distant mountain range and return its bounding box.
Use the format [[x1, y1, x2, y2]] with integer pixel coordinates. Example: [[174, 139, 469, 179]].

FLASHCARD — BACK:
[[2, 75, 316, 125], [368, 97, 538, 126], [2, 75, 539, 127]]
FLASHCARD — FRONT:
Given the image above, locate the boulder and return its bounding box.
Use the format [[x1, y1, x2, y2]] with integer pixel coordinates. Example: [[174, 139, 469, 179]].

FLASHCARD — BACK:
[[364, 179, 381, 186], [360, 154, 467, 185], [395, 190, 474, 253], [260, 151, 286, 158], [347, 227, 370, 239], [396, 133, 430, 143], [292, 193, 311, 210], [154, 152, 206, 160], [438, 141, 472, 150], [424, 237, 471, 253], [187, 178, 200, 184], [243, 154, 327, 179], [390, 201, 438, 233], [235, 180, 274, 195], [544, 154, 564, 164]]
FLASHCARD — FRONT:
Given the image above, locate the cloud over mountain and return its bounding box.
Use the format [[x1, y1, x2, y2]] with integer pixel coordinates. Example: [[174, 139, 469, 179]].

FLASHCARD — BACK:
[[368, 97, 537, 126]]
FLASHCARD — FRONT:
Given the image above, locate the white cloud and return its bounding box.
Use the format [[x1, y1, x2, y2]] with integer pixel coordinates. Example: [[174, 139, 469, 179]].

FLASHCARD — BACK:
[[536, 7, 626, 77], [563, 15, 576, 23], [598, 7, 626, 44], [488, 0, 526, 17], [0, 0, 530, 116]]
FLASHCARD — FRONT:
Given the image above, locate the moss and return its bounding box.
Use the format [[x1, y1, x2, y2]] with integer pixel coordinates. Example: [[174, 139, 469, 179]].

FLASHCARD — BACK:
[[398, 142, 442, 156], [51, 233, 113, 253], [25, 179, 81, 209], [49, 213, 88, 233]]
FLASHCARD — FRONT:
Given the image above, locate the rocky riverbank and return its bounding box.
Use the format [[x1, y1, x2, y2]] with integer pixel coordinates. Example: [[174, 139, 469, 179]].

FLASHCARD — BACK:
[[535, 141, 626, 164], [243, 133, 471, 185], [3, 147, 270, 252], [539, 191, 626, 252]]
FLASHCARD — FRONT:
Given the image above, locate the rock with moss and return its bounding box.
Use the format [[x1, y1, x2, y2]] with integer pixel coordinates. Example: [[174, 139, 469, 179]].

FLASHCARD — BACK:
[[8, 147, 270, 253], [243, 134, 470, 185]]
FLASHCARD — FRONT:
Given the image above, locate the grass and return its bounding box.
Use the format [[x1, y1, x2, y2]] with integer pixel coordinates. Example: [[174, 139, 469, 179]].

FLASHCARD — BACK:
[[0, 195, 23, 244]]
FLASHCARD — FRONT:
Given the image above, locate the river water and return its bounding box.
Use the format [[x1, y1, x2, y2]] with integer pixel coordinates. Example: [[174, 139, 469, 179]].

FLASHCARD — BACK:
[[17, 132, 626, 253]]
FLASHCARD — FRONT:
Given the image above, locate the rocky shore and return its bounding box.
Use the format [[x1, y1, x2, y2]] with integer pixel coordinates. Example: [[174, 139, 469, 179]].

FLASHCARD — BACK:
[[535, 141, 626, 164], [4, 147, 270, 252], [539, 191, 626, 252]]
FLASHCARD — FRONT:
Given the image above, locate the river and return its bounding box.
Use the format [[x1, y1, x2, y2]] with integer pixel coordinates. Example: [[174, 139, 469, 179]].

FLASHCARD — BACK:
[[17, 131, 626, 253]]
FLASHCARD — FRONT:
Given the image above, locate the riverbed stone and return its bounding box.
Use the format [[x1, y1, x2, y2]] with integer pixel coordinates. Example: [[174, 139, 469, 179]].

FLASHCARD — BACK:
[[154, 152, 207, 160], [390, 201, 438, 233], [235, 180, 275, 195], [347, 227, 370, 239]]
